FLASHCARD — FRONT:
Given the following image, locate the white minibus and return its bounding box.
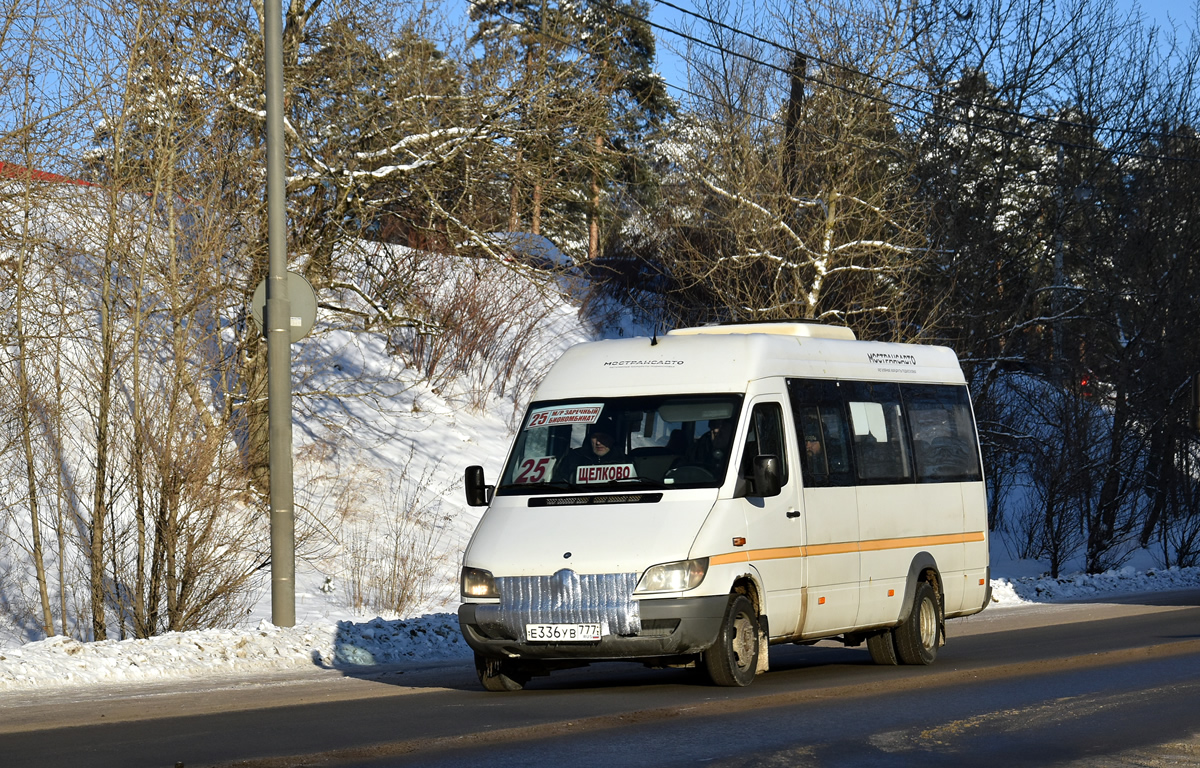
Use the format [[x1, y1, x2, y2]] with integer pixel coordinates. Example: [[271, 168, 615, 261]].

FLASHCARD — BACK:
[[460, 321, 990, 690]]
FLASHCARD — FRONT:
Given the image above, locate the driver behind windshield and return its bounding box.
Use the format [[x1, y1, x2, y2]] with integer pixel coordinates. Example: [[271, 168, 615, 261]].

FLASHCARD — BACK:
[[687, 418, 733, 475], [553, 418, 627, 483]]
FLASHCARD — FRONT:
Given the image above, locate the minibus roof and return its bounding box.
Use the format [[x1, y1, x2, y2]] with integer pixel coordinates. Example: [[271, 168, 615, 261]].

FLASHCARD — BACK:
[[533, 323, 967, 401]]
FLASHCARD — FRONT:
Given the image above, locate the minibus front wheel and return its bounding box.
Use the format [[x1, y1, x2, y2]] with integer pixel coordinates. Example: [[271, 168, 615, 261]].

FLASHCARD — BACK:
[[703, 594, 761, 687], [474, 653, 530, 692]]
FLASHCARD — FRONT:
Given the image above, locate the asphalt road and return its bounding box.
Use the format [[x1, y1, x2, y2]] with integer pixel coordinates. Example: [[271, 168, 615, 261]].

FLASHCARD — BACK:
[[2, 589, 1199, 768]]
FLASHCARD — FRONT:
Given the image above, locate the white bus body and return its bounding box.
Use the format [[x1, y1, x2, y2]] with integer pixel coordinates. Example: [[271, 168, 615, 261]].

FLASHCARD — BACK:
[[460, 322, 990, 690]]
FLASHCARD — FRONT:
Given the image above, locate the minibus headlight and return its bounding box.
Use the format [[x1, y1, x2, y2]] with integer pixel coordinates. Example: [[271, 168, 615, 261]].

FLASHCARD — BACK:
[[461, 566, 499, 599], [635, 558, 709, 593]]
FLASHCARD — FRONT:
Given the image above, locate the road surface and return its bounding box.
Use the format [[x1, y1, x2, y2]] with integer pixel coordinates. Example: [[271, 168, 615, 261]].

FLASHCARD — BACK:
[[2, 589, 1198, 767]]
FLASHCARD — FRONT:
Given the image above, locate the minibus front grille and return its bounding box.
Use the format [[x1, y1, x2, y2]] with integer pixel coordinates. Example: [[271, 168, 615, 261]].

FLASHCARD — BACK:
[[474, 570, 640, 642]]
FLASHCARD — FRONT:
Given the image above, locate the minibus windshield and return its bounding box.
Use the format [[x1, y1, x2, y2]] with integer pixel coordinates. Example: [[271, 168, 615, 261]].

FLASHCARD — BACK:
[[496, 395, 745, 494]]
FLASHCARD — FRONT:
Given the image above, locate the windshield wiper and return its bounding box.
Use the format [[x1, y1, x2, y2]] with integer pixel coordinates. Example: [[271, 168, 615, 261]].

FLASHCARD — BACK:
[[497, 476, 665, 494], [610, 476, 664, 488], [496, 481, 575, 493]]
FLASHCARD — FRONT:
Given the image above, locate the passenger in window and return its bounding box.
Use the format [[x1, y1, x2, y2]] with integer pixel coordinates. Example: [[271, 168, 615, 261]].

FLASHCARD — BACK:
[[554, 419, 627, 482], [688, 418, 733, 474], [805, 433, 827, 475]]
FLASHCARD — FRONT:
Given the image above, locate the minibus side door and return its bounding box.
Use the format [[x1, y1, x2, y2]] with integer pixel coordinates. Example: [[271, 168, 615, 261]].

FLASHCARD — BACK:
[[787, 378, 861, 637], [847, 381, 916, 628]]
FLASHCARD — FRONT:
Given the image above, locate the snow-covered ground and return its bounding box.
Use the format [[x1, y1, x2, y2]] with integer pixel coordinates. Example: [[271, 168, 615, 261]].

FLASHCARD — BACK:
[[3, 560, 1198, 694]]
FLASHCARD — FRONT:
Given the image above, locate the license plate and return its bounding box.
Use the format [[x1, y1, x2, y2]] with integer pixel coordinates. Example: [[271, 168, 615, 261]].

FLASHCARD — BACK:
[[525, 623, 603, 642]]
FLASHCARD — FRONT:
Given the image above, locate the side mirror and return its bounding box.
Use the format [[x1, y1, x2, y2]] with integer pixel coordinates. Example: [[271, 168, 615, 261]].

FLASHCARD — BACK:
[[752, 455, 782, 498], [464, 465, 494, 507]]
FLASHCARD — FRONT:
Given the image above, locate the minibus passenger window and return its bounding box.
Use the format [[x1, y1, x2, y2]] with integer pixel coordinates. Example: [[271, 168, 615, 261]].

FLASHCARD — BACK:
[[820, 411, 852, 480], [846, 382, 913, 484], [787, 378, 854, 488], [799, 409, 828, 476], [901, 384, 983, 482]]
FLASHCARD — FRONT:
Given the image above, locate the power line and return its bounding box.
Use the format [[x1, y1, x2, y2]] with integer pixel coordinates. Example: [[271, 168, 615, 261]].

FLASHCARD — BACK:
[[649, 0, 1175, 144], [463, 0, 1200, 164], [636, 0, 1200, 163]]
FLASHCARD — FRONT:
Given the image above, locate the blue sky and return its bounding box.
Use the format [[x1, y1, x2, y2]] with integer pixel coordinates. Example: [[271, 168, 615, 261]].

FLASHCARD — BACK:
[[644, 0, 1197, 99], [1138, 0, 1196, 28], [449, 0, 1196, 97]]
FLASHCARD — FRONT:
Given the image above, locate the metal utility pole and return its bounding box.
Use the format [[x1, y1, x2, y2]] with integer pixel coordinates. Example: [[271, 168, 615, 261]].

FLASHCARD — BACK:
[[783, 53, 807, 201], [264, 0, 295, 626]]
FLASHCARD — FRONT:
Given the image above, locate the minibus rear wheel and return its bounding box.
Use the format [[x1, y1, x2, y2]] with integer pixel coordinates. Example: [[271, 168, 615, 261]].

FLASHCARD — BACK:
[[894, 581, 941, 665], [474, 652, 530, 691], [703, 593, 761, 687], [866, 630, 899, 665]]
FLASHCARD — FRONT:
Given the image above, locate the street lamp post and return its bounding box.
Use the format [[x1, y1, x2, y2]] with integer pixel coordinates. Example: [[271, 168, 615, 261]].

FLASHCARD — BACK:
[[264, 0, 295, 627]]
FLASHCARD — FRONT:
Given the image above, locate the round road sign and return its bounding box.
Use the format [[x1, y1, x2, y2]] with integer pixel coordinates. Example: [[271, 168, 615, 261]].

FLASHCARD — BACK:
[[251, 271, 318, 343]]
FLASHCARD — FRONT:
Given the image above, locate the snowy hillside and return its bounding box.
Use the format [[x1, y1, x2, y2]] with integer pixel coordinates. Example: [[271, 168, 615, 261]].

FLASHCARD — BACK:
[[4, 207, 1200, 696], [0, 195, 591, 648]]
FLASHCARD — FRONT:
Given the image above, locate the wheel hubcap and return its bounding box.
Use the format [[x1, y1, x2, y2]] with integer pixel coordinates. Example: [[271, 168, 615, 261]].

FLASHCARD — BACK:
[[919, 596, 937, 650], [731, 611, 756, 669]]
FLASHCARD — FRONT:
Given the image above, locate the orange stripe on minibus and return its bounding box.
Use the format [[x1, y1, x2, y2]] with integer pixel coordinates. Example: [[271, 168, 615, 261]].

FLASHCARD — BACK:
[[858, 531, 983, 552], [746, 546, 805, 561], [708, 531, 985, 567], [710, 551, 751, 565], [805, 542, 857, 557]]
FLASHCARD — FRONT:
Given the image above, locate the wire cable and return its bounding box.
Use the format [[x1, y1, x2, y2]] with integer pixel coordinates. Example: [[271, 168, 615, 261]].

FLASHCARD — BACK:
[[462, 0, 1200, 163], [635, 0, 1200, 162]]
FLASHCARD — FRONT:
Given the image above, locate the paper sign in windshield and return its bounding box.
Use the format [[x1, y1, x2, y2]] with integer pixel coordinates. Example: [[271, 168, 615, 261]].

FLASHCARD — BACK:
[[514, 456, 556, 484], [526, 404, 603, 430], [575, 463, 636, 484]]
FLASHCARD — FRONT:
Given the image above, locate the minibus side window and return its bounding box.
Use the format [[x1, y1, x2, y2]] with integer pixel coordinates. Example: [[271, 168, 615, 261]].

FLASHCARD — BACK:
[[845, 382, 913, 484], [798, 409, 828, 475], [737, 402, 789, 495], [787, 378, 854, 487], [796, 407, 854, 485], [901, 384, 983, 482]]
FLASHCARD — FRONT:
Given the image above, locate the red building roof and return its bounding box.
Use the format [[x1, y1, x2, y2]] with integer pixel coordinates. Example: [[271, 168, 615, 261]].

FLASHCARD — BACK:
[[0, 161, 93, 187]]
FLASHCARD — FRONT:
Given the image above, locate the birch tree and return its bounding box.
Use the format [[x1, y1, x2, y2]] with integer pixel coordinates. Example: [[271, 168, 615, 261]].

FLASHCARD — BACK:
[[653, 0, 931, 338]]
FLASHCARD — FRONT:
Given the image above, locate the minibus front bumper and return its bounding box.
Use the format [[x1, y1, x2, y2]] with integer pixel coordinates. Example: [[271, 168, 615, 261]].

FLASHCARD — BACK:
[[459, 595, 729, 661]]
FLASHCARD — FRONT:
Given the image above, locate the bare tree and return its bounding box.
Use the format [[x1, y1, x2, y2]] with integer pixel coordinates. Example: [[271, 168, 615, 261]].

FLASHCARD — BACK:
[[648, 0, 934, 338], [0, 0, 101, 639], [918, 0, 1200, 568], [81, 0, 272, 636]]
